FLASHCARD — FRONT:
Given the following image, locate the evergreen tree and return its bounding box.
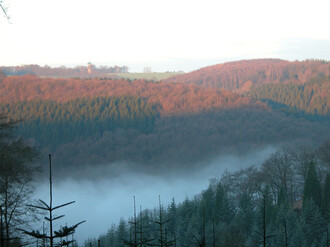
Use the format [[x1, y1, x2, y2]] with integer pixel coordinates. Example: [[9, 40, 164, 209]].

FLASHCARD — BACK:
[[116, 217, 128, 247], [289, 218, 308, 247], [303, 162, 322, 208], [166, 198, 177, 238], [321, 173, 330, 222], [302, 199, 327, 247], [234, 192, 254, 241], [269, 204, 296, 247], [199, 185, 214, 223], [105, 224, 117, 247]]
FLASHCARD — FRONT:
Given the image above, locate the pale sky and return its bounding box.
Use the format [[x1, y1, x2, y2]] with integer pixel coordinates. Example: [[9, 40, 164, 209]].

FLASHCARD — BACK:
[[1, 0, 330, 72]]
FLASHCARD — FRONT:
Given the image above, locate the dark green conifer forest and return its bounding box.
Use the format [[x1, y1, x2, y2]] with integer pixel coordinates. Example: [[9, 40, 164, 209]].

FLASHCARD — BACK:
[[85, 144, 330, 247]]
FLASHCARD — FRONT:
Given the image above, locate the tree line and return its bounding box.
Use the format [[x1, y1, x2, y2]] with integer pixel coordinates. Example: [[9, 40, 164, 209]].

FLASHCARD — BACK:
[[86, 143, 330, 247], [0, 64, 129, 78]]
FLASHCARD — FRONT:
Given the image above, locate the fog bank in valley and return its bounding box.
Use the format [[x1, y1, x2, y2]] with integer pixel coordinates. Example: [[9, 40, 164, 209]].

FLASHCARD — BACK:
[[33, 146, 276, 245]]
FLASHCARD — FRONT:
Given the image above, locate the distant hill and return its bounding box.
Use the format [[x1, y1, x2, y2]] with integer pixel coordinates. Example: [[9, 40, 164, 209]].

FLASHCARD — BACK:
[[166, 59, 330, 116], [0, 64, 128, 78], [166, 59, 330, 90]]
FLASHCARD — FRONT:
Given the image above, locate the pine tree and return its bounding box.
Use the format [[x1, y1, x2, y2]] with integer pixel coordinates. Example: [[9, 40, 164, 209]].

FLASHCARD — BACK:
[[213, 182, 232, 226], [302, 199, 327, 247], [166, 198, 177, 238], [303, 162, 322, 208], [199, 185, 214, 224], [321, 173, 330, 222], [116, 218, 128, 247]]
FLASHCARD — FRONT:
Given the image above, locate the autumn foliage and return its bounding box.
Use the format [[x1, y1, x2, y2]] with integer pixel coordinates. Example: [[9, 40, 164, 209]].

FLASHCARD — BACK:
[[0, 74, 259, 115], [166, 59, 330, 91], [0, 59, 329, 170]]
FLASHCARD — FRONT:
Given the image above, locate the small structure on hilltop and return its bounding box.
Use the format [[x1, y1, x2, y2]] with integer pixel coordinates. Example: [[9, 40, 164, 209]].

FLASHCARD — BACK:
[[143, 67, 152, 73], [87, 62, 93, 74]]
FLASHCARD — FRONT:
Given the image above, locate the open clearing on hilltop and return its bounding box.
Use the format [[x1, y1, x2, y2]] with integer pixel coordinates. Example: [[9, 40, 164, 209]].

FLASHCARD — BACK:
[[110, 72, 184, 80]]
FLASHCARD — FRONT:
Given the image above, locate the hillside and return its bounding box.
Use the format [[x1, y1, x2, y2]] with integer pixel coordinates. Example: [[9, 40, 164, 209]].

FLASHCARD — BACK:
[[166, 59, 330, 90], [246, 74, 329, 116], [0, 74, 256, 115], [85, 144, 330, 247], [0, 74, 329, 170], [166, 59, 330, 117]]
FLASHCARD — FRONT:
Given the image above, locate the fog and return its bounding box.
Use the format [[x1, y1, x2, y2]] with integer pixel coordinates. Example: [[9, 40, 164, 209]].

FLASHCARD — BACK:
[[32, 146, 276, 245]]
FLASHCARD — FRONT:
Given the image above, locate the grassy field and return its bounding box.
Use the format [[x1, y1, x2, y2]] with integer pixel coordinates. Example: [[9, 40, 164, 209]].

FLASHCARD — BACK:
[[109, 72, 184, 81]]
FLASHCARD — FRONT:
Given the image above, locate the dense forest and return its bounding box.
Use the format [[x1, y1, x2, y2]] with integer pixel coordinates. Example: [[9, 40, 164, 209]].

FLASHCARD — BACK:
[[0, 74, 255, 115], [246, 74, 329, 116], [85, 143, 330, 247], [166, 59, 330, 90], [0, 70, 329, 169], [0, 97, 157, 148], [0, 58, 329, 246]]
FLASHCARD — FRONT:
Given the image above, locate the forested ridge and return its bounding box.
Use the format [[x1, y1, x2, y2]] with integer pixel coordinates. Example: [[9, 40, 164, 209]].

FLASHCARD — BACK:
[[166, 59, 330, 91], [85, 144, 330, 247], [0, 63, 329, 169], [166, 59, 329, 117]]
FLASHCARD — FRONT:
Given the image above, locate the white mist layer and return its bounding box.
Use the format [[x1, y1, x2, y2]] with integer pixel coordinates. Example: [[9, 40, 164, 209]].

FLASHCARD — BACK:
[[33, 146, 275, 245]]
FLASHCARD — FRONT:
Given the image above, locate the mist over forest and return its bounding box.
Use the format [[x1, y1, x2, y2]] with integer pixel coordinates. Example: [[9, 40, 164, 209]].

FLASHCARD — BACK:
[[33, 146, 276, 244], [0, 59, 329, 247]]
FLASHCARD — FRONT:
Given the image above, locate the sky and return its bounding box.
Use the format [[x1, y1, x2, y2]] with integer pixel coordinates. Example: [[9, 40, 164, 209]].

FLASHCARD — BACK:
[[1, 0, 330, 72]]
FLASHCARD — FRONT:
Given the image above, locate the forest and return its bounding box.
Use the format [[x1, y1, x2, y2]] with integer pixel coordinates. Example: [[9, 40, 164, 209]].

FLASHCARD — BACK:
[[0, 97, 157, 148], [0, 58, 329, 246], [85, 143, 330, 247], [246, 74, 329, 117], [166, 59, 330, 91], [0, 69, 329, 169]]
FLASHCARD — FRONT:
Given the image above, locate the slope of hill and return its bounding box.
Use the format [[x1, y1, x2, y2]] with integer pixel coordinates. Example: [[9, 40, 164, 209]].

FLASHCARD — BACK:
[[0, 74, 256, 115], [166, 59, 330, 90], [0, 74, 329, 170], [246, 74, 329, 116], [166, 59, 330, 117]]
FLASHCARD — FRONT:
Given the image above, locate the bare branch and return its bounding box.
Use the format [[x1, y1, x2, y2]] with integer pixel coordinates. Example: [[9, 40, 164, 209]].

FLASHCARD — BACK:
[[52, 201, 75, 211]]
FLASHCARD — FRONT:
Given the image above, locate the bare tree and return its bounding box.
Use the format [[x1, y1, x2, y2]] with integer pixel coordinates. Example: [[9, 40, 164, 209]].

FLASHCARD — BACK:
[[260, 149, 295, 203], [0, 0, 9, 20], [0, 115, 39, 246]]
